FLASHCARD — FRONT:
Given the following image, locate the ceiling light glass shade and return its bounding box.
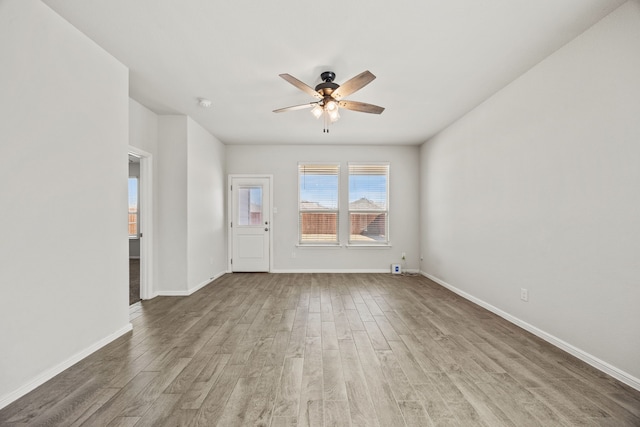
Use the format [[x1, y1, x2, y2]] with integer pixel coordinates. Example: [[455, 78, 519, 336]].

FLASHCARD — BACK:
[[328, 108, 340, 123], [325, 100, 338, 111], [310, 104, 323, 119]]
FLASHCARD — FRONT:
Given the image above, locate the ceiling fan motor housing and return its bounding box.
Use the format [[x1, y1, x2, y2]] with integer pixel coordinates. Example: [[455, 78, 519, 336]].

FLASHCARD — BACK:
[[315, 72, 339, 96], [320, 71, 336, 82]]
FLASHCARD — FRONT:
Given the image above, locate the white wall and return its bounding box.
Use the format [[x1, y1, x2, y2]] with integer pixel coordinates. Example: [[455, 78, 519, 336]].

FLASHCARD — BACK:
[[155, 115, 227, 295], [157, 116, 189, 293], [0, 0, 130, 406], [226, 145, 420, 272], [129, 99, 159, 155], [420, 1, 640, 386], [187, 118, 227, 290], [129, 99, 159, 294]]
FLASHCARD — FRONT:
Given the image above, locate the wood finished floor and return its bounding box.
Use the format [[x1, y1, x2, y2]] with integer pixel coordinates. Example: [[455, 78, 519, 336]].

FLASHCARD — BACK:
[[1, 273, 639, 426]]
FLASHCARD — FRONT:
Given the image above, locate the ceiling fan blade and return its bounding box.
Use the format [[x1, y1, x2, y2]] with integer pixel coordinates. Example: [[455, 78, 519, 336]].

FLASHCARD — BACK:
[[279, 74, 322, 99], [331, 70, 376, 100], [338, 100, 385, 114], [273, 102, 318, 113]]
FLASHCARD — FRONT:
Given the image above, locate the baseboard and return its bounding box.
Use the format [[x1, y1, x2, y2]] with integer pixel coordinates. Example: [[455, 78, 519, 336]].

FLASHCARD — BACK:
[[156, 270, 226, 297], [0, 323, 133, 410], [155, 290, 190, 296], [270, 268, 392, 273], [268, 269, 421, 274], [420, 271, 640, 392], [188, 271, 226, 294]]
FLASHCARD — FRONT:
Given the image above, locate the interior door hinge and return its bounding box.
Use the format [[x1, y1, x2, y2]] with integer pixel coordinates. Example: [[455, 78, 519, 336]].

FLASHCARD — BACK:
[[230, 222, 233, 228], [230, 258, 233, 265]]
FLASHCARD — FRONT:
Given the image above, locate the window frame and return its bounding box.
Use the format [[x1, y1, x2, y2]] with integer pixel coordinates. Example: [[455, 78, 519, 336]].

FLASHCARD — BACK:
[[297, 162, 341, 246], [347, 162, 390, 246]]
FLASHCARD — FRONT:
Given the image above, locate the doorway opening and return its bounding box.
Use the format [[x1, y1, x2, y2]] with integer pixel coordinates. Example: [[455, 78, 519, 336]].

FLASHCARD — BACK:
[[128, 155, 141, 304], [128, 147, 153, 302]]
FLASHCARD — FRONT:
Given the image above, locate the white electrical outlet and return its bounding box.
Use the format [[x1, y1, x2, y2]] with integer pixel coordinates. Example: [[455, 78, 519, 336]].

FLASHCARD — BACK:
[[520, 288, 529, 302]]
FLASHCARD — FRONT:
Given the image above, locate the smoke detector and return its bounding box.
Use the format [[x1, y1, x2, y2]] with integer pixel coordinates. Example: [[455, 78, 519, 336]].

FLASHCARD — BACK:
[[198, 98, 212, 108]]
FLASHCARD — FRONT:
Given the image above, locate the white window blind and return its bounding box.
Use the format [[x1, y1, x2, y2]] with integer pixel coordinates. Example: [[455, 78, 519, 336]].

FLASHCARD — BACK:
[[348, 163, 389, 244], [298, 163, 340, 244]]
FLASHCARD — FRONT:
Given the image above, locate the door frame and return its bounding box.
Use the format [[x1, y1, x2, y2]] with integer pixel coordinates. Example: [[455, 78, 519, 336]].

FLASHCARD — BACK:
[[227, 174, 274, 273], [129, 146, 153, 299]]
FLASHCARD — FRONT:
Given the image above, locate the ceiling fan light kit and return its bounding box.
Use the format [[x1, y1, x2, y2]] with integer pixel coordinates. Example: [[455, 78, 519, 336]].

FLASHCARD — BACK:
[[274, 70, 385, 133]]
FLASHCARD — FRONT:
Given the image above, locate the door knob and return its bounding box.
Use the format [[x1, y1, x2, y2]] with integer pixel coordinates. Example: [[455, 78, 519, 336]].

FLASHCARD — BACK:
[[265, 228, 269, 231]]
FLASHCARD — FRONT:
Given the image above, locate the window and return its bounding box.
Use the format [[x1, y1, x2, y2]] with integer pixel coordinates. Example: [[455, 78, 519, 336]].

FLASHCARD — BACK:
[[348, 163, 389, 244], [237, 186, 263, 226], [128, 177, 139, 238], [298, 163, 340, 244]]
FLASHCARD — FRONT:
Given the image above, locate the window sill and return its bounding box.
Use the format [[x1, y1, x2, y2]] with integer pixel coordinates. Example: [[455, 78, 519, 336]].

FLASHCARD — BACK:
[[346, 243, 392, 249], [296, 244, 343, 249]]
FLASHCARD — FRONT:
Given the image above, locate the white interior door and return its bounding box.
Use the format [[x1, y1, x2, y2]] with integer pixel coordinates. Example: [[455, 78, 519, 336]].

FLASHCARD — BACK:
[[231, 177, 271, 272]]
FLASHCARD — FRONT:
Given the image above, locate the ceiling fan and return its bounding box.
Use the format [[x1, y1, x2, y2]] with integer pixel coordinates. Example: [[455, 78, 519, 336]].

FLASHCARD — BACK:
[[273, 70, 385, 133]]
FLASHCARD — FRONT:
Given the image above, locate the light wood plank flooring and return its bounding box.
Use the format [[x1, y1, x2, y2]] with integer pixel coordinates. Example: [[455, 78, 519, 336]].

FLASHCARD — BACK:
[[1, 273, 639, 426]]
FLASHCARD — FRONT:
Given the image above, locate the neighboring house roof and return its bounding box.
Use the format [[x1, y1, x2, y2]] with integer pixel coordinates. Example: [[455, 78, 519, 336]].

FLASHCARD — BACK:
[[349, 197, 382, 210], [300, 200, 332, 210], [301, 198, 383, 210]]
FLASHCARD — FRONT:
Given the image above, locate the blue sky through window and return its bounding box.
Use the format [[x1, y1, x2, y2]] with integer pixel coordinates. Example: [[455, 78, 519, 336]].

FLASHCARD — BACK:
[[300, 174, 387, 209], [349, 175, 387, 207], [300, 174, 338, 209], [249, 187, 262, 206], [128, 177, 138, 209]]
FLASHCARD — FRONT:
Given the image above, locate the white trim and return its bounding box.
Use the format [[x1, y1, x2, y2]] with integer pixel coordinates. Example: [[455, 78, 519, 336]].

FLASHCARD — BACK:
[[128, 146, 153, 300], [129, 301, 143, 321], [189, 271, 226, 294], [156, 271, 226, 297], [156, 290, 191, 297], [271, 269, 392, 274], [0, 323, 133, 410], [346, 244, 392, 249], [296, 244, 343, 249], [420, 271, 640, 392]]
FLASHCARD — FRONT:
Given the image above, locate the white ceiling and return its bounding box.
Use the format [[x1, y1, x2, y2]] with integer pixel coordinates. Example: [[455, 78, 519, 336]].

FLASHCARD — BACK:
[[42, 0, 625, 146]]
